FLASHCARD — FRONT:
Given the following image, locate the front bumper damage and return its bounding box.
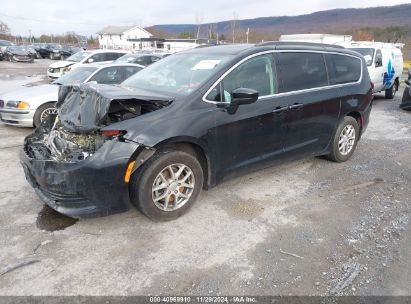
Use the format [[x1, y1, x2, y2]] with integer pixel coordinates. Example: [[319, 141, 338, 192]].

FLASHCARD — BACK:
[[20, 131, 140, 218], [20, 83, 169, 218]]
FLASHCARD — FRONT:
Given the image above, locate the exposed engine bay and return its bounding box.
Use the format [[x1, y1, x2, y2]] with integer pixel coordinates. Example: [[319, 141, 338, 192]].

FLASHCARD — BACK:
[[24, 83, 173, 163], [25, 116, 107, 162]]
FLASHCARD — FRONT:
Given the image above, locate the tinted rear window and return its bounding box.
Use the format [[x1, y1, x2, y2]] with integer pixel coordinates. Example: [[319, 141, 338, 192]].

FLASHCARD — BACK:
[[277, 52, 328, 93], [328, 54, 362, 84]]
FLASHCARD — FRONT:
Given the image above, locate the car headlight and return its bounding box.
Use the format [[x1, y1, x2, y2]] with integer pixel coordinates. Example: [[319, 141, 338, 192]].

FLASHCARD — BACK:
[[62, 66, 71, 74], [7, 100, 30, 109]]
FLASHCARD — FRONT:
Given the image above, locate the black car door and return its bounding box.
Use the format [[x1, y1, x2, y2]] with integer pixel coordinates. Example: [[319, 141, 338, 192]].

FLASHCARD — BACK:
[[204, 53, 288, 179], [275, 51, 340, 157]]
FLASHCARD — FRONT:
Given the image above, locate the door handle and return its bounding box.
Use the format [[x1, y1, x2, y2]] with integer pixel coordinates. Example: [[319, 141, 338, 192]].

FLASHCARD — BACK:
[[272, 106, 289, 113], [289, 103, 304, 110]]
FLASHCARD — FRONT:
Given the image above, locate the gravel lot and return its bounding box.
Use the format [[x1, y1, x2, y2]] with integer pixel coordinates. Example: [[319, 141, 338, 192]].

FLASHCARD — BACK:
[[0, 60, 410, 296]]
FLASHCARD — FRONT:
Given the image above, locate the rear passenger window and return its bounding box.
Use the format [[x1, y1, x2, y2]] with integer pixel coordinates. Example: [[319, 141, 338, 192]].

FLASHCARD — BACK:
[[328, 55, 361, 84], [277, 52, 328, 93]]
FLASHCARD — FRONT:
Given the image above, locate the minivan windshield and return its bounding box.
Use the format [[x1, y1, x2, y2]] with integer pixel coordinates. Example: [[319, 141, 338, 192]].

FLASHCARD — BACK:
[[122, 52, 234, 96], [66, 51, 91, 62], [349, 48, 375, 66]]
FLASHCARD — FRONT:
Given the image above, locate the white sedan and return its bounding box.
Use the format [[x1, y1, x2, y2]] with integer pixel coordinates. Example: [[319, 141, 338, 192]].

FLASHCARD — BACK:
[[0, 63, 143, 127], [47, 50, 129, 79]]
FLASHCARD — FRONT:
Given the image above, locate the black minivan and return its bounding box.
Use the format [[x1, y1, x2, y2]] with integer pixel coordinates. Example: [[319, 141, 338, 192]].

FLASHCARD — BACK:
[[21, 42, 373, 221]]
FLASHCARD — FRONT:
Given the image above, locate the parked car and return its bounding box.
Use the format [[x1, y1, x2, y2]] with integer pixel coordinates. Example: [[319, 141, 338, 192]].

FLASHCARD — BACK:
[[2, 46, 33, 62], [0, 63, 143, 127], [21, 42, 373, 221], [24, 45, 41, 59], [115, 53, 162, 66], [400, 67, 411, 111], [47, 50, 129, 79], [35, 43, 64, 59], [50, 45, 82, 60], [344, 42, 403, 99], [0, 39, 14, 60]]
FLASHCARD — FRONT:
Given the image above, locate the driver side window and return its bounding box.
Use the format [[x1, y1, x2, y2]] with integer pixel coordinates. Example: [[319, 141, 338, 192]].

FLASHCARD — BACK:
[[375, 50, 383, 67], [206, 54, 276, 103]]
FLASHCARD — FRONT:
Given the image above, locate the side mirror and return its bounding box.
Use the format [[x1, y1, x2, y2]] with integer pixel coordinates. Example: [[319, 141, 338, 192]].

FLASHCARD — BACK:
[[231, 88, 259, 106], [375, 58, 382, 67], [87, 58, 94, 63]]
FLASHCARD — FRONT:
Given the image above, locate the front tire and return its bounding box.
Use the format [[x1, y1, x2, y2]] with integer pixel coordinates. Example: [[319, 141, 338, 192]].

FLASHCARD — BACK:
[[33, 102, 57, 127], [327, 116, 359, 163], [130, 149, 203, 221], [385, 84, 396, 99]]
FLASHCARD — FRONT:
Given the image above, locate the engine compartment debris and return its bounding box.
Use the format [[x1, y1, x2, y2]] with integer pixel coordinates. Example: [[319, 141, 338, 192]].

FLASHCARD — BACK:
[[24, 83, 172, 163]]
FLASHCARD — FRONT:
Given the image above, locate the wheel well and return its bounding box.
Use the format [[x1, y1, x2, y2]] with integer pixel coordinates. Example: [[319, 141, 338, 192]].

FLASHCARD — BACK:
[[156, 142, 210, 189], [395, 77, 400, 89], [346, 111, 362, 134]]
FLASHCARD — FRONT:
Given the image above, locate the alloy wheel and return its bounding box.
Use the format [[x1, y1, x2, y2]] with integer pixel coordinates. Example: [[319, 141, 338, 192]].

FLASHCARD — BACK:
[[40, 107, 57, 123], [151, 163, 195, 211], [338, 124, 356, 156]]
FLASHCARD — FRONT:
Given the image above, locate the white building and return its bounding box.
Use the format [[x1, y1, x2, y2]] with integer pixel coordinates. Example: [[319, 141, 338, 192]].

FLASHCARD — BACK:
[[279, 34, 353, 45], [98, 25, 153, 50]]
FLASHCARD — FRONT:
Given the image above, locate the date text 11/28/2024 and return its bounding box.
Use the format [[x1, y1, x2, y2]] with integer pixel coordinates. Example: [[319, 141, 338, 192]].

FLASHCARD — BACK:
[[149, 296, 257, 303]]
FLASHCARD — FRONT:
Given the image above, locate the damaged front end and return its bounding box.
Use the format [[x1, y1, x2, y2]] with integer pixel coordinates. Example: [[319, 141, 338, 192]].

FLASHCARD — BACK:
[[20, 83, 171, 218]]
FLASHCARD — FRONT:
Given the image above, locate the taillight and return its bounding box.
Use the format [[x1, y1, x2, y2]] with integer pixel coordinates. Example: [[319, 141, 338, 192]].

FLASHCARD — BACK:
[[101, 130, 126, 136]]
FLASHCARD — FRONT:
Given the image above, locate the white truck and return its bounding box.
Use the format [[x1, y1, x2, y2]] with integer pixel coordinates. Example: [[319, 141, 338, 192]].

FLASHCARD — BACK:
[[280, 34, 404, 99], [339, 41, 404, 99]]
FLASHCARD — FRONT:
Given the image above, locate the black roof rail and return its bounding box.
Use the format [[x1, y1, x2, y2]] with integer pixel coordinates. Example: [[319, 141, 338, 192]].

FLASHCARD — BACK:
[[255, 41, 345, 49]]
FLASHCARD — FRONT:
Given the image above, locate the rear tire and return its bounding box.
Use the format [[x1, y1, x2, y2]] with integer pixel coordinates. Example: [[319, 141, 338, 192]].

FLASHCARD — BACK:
[[385, 84, 396, 99], [33, 102, 57, 127], [129, 149, 203, 221], [326, 116, 359, 163]]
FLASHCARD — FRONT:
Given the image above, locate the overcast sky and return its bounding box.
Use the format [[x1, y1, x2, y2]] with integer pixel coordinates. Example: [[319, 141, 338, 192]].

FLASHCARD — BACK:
[[1, 0, 410, 36]]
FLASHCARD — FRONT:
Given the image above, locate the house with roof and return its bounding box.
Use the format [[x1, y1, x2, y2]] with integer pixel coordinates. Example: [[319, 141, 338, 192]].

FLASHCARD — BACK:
[[97, 25, 153, 50]]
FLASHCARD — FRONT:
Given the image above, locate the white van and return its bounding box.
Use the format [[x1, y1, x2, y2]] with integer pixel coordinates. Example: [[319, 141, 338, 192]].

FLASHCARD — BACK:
[[340, 42, 404, 99]]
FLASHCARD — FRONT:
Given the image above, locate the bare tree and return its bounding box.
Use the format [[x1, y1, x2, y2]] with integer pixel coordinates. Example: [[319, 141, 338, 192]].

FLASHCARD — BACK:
[[195, 13, 203, 39], [0, 21, 11, 39], [230, 12, 239, 43]]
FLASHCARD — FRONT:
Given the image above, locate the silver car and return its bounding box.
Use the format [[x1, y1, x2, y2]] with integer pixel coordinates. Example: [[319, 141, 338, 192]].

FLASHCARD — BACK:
[[0, 63, 144, 127]]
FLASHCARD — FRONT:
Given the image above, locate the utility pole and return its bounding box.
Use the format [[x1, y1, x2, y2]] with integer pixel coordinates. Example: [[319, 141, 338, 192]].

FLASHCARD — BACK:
[[246, 28, 249, 44], [28, 29, 32, 44]]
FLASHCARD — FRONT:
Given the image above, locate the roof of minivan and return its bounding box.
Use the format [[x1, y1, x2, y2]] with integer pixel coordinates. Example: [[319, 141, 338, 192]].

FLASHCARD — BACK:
[[182, 42, 361, 58]]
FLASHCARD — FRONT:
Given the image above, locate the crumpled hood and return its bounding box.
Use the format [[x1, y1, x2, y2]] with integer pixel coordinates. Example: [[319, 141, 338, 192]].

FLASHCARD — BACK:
[[10, 49, 30, 56], [1, 84, 58, 103], [56, 83, 174, 133], [49, 60, 77, 69]]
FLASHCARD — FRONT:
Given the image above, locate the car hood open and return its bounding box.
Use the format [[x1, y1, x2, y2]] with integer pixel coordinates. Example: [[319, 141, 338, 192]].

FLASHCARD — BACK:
[[56, 83, 174, 133]]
